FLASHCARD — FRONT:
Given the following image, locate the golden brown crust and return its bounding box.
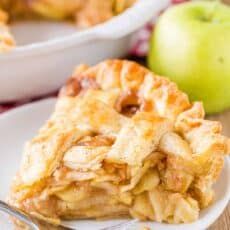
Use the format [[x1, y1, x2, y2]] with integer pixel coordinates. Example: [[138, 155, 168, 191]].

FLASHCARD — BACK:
[[61, 59, 191, 121], [0, 8, 15, 51], [8, 60, 229, 226]]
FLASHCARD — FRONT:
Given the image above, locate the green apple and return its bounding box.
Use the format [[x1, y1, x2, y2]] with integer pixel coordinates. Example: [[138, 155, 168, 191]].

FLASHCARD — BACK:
[[148, 1, 230, 114]]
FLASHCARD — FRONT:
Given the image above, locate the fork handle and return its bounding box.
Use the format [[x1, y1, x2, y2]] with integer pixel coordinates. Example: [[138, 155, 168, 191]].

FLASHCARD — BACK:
[[0, 200, 39, 230]]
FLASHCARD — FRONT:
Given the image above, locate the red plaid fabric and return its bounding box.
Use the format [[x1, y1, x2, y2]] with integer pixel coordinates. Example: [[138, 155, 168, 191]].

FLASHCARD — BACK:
[[130, 0, 189, 56], [0, 0, 188, 114]]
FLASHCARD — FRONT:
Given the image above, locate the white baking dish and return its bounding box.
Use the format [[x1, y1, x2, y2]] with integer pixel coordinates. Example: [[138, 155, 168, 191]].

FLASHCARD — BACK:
[[0, 0, 169, 102]]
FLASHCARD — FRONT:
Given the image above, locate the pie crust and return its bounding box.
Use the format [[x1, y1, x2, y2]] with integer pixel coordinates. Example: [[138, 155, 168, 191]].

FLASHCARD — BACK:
[[8, 60, 229, 226], [0, 8, 15, 52]]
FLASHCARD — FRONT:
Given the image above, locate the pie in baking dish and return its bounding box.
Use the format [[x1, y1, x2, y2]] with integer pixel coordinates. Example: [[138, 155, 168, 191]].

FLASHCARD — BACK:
[[0, 0, 135, 52], [8, 60, 229, 226]]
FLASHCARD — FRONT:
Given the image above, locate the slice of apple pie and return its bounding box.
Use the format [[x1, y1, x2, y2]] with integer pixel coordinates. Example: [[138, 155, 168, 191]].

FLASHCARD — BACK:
[[8, 60, 229, 226]]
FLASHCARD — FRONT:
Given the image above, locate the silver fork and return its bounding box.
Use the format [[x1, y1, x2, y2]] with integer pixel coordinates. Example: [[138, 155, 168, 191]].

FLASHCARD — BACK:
[[0, 200, 136, 230], [0, 200, 40, 230]]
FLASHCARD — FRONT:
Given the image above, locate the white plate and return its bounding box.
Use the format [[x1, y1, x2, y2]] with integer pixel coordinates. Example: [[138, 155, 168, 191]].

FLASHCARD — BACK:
[[0, 99, 229, 230], [0, 0, 170, 102]]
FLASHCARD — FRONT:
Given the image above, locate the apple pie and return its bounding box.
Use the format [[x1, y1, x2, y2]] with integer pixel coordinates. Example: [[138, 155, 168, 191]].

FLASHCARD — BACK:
[[0, 0, 135, 51], [0, 8, 15, 52], [8, 60, 229, 226]]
